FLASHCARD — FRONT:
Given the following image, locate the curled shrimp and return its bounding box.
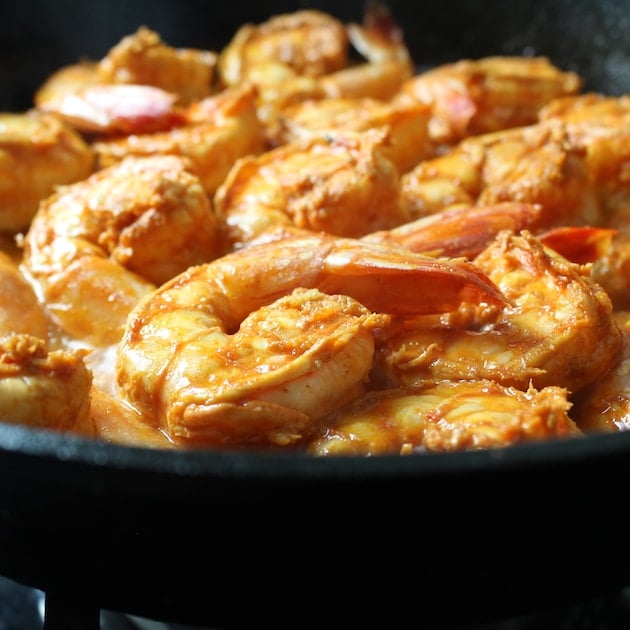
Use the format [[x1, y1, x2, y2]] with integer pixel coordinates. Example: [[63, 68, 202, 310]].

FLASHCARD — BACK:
[[213, 128, 409, 251], [538, 93, 630, 308], [115, 231, 504, 447], [218, 5, 412, 126], [20, 154, 219, 378], [307, 380, 580, 456], [395, 55, 582, 147], [0, 252, 93, 434], [0, 111, 94, 233], [35, 26, 217, 109], [372, 230, 622, 395], [92, 85, 265, 197], [400, 122, 600, 227], [268, 96, 434, 173], [96, 26, 217, 105]]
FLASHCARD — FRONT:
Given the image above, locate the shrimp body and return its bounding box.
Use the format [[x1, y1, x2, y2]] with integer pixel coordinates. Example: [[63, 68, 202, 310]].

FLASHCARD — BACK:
[[22, 154, 219, 350], [96, 26, 217, 105], [0, 253, 92, 433], [214, 128, 409, 251], [396, 56, 582, 146], [93, 86, 265, 197], [0, 111, 94, 232], [374, 230, 622, 394], [116, 232, 504, 446], [307, 380, 580, 456], [269, 96, 433, 172], [400, 123, 599, 228], [35, 26, 217, 110]]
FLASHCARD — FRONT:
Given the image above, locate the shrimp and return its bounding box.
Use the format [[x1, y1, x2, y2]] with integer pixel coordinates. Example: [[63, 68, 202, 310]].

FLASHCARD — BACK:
[[307, 380, 580, 456], [0, 111, 94, 233], [20, 154, 220, 393], [395, 56, 582, 147], [217, 5, 412, 126], [213, 128, 409, 251], [372, 230, 622, 395], [571, 310, 630, 433], [268, 96, 434, 173], [400, 122, 600, 228], [538, 94, 630, 308], [115, 231, 505, 447], [35, 26, 217, 109], [96, 26, 217, 105], [92, 85, 265, 197], [0, 252, 93, 434]]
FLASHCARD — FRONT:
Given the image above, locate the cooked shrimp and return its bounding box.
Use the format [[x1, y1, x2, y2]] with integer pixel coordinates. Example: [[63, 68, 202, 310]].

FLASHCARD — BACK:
[[115, 231, 504, 447], [0, 111, 94, 233], [38, 84, 185, 136], [538, 94, 630, 308], [35, 26, 217, 109], [92, 85, 265, 197], [0, 252, 93, 434], [21, 154, 219, 362], [218, 5, 412, 126], [395, 56, 582, 147], [268, 96, 434, 173], [213, 128, 409, 251], [307, 379, 580, 455], [571, 310, 630, 433], [400, 122, 600, 227], [372, 230, 622, 395], [96, 26, 217, 105], [363, 201, 543, 259]]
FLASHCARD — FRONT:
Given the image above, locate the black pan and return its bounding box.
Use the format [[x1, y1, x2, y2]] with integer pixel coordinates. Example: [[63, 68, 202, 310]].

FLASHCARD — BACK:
[[1, 1, 630, 628]]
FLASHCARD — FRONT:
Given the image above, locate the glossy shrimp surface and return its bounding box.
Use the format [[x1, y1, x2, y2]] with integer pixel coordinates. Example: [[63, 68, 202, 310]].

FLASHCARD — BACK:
[[307, 379, 580, 455], [0, 111, 94, 233], [268, 96, 434, 173], [92, 85, 266, 197], [373, 230, 622, 394], [396, 55, 582, 147], [571, 310, 630, 433], [115, 231, 504, 447], [35, 26, 217, 109], [213, 128, 409, 251], [0, 252, 93, 433], [21, 154, 219, 354]]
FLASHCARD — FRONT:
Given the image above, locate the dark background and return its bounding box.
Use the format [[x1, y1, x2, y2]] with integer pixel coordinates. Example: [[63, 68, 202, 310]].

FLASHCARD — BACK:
[[1, 0, 629, 111]]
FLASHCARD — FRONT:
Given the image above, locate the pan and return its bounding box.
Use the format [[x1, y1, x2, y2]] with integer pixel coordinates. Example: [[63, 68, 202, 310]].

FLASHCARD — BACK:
[[1, 1, 630, 628]]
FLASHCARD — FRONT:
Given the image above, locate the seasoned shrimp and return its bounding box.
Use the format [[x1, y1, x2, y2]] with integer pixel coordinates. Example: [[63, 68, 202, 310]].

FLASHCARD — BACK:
[[115, 231, 504, 447], [96, 26, 217, 104], [218, 5, 412, 126], [35, 26, 217, 109], [372, 230, 622, 395], [571, 310, 630, 433], [21, 154, 219, 361], [213, 128, 408, 251], [307, 380, 580, 456], [395, 56, 582, 147], [0, 252, 93, 433], [268, 96, 434, 173], [400, 122, 599, 227], [92, 85, 265, 197], [0, 111, 94, 233], [38, 84, 185, 136], [538, 94, 630, 308]]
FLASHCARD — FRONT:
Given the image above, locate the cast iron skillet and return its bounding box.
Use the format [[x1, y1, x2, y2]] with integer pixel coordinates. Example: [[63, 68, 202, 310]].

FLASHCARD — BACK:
[[1, 1, 630, 628]]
